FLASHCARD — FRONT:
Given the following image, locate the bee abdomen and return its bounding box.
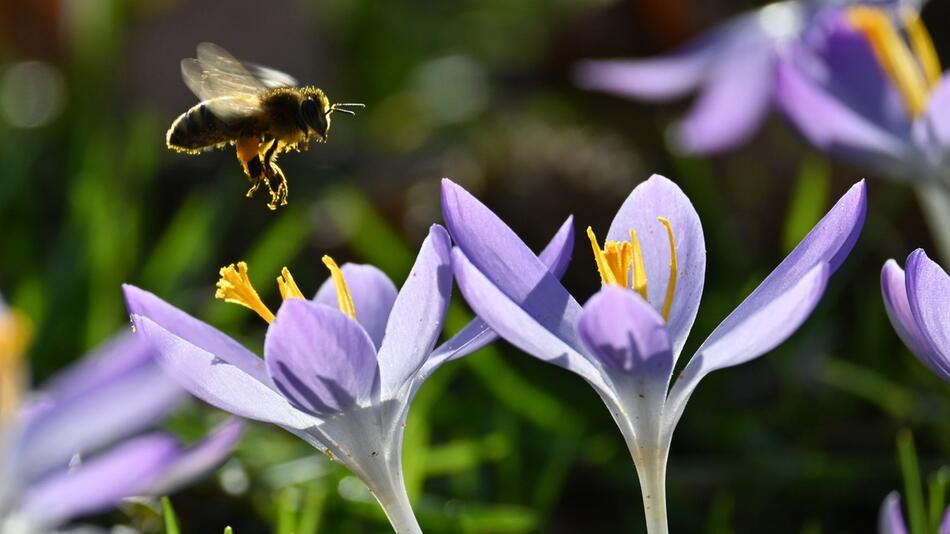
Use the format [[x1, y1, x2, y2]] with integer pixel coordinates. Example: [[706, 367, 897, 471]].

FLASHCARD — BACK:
[[166, 102, 233, 154]]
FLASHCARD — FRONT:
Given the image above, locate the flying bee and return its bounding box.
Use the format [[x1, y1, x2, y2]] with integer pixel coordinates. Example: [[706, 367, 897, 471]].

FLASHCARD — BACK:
[[166, 42, 363, 210]]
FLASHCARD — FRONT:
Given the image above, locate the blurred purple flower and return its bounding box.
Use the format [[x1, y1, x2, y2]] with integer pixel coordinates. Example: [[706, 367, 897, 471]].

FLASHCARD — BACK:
[[881, 249, 950, 382], [574, 0, 919, 155], [124, 222, 573, 534], [776, 4, 945, 183], [0, 322, 242, 533], [442, 174, 865, 533], [879, 491, 950, 534]]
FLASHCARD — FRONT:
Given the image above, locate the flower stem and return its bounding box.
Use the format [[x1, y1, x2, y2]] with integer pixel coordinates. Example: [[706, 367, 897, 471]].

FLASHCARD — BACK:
[[916, 184, 950, 264], [632, 443, 670, 534], [371, 468, 423, 534]]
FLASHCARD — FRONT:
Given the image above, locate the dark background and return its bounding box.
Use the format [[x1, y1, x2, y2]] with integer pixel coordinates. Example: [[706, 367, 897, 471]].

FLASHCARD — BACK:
[[2, 0, 949, 531]]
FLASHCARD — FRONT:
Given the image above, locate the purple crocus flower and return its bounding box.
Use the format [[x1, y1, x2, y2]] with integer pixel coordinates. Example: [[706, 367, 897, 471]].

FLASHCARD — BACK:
[[879, 491, 950, 534], [442, 175, 865, 533], [124, 222, 573, 534], [881, 249, 950, 381], [0, 315, 242, 533], [575, 1, 918, 155], [776, 3, 945, 184]]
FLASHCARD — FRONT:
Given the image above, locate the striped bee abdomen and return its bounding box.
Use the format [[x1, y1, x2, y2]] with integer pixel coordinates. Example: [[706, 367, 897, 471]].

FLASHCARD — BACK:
[[166, 101, 235, 153]]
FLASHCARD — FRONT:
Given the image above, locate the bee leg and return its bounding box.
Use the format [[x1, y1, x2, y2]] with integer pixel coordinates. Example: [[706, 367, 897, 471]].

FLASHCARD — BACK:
[[262, 140, 288, 209], [243, 156, 266, 198]]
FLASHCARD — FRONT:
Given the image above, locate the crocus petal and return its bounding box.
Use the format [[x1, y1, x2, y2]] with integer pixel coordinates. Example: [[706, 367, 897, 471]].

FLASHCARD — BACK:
[[426, 216, 575, 374], [685, 178, 865, 373], [917, 73, 950, 157], [879, 492, 908, 534], [574, 52, 714, 101], [881, 257, 948, 378], [606, 174, 705, 360], [15, 334, 184, 482], [776, 59, 913, 178], [146, 419, 244, 496], [131, 314, 318, 430], [673, 44, 776, 154], [905, 249, 950, 381], [577, 286, 673, 379], [376, 225, 452, 397], [265, 299, 379, 416], [441, 179, 583, 349], [314, 263, 398, 350], [573, 13, 751, 101], [21, 433, 180, 527], [123, 285, 271, 384], [452, 248, 607, 391]]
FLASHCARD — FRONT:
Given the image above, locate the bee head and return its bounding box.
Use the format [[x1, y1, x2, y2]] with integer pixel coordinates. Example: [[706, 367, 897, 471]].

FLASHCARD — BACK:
[[300, 96, 331, 141]]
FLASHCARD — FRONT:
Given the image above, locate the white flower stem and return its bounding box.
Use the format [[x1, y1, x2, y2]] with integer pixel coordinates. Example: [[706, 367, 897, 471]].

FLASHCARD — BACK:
[[630, 441, 671, 534], [370, 466, 423, 534], [916, 183, 950, 264]]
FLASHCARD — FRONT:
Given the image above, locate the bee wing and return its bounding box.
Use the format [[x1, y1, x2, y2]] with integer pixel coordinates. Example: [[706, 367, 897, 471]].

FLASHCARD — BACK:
[[180, 43, 268, 119], [242, 62, 299, 89]]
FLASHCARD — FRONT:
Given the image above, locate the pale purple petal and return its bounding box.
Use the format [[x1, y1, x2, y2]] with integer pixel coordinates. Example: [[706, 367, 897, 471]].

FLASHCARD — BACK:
[[376, 225, 452, 396], [123, 285, 270, 384], [574, 53, 714, 101], [606, 174, 705, 360], [673, 45, 776, 154], [692, 261, 828, 372], [131, 314, 318, 430], [905, 249, 950, 382], [881, 257, 949, 378], [441, 179, 583, 350], [265, 299, 379, 416], [15, 334, 184, 482], [879, 492, 908, 534], [146, 419, 244, 496], [577, 287, 673, 379], [776, 59, 913, 178], [451, 248, 606, 390], [917, 73, 950, 158], [941, 506, 950, 534], [21, 434, 180, 527], [682, 178, 865, 377], [426, 216, 575, 373], [314, 264, 397, 350], [573, 13, 753, 101]]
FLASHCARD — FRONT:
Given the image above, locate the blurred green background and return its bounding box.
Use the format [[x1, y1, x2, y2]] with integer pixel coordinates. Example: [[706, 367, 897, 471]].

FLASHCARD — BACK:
[[4, 0, 950, 531]]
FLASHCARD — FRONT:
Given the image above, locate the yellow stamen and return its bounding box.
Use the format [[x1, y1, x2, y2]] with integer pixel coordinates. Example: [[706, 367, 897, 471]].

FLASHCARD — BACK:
[[277, 267, 305, 300], [587, 227, 631, 288], [848, 6, 930, 116], [0, 310, 31, 422], [901, 7, 941, 88], [656, 217, 678, 322], [215, 262, 275, 324], [321, 256, 357, 320], [629, 229, 648, 300]]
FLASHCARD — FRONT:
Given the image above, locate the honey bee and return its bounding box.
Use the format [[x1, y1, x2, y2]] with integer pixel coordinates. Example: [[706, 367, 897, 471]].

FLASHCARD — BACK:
[[166, 43, 363, 210]]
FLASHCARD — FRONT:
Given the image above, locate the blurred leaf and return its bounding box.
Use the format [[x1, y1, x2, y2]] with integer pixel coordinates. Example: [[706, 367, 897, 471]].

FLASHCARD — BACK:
[[140, 191, 219, 295], [162, 497, 180, 534], [297, 481, 330, 534], [456, 502, 540, 533], [928, 467, 950, 532], [782, 156, 830, 254], [275, 485, 300, 534], [224, 528, 233, 534], [820, 357, 919, 421], [898, 429, 927, 534]]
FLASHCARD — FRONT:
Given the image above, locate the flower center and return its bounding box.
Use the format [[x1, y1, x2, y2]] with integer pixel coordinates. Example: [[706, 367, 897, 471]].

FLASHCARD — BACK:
[[587, 217, 678, 321], [847, 6, 941, 117], [0, 309, 31, 422], [214, 257, 357, 323]]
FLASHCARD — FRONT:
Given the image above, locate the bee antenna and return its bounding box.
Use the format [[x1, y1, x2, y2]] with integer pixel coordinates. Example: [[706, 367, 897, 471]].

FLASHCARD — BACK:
[[329, 108, 357, 116], [334, 103, 365, 108]]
